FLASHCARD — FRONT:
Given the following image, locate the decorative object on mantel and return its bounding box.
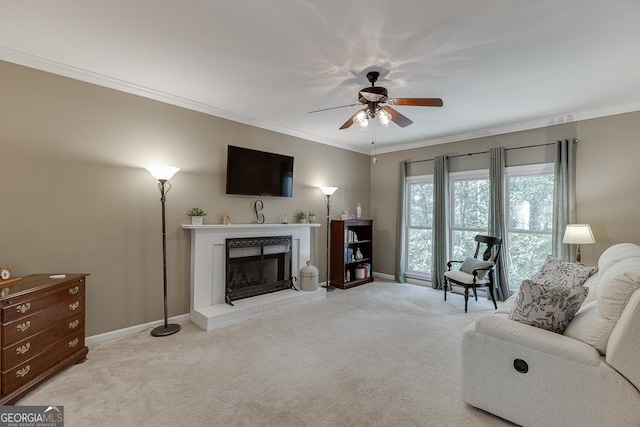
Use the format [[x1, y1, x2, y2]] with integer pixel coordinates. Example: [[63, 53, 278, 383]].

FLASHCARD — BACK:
[[221, 213, 231, 225], [319, 186, 339, 292], [145, 164, 181, 337], [282, 214, 288, 224], [251, 200, 265, 224], [563, 224, 596, 263], [308, 211, 316, 223], [295, 210, 309, 223], [187, 207, 207, 226]]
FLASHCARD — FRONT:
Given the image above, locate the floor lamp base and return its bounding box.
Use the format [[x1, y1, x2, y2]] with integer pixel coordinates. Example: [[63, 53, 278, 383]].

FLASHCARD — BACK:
[[322, 284, 336, 292], [151, 323, 181, 337]]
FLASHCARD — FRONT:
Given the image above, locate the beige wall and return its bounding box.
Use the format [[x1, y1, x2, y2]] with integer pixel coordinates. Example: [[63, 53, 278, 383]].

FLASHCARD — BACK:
[[371, 111, 640, 275], [0, 61, 371, 335]]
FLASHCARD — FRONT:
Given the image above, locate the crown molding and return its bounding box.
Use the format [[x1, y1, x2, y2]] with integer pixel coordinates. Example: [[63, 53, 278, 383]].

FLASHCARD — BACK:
[[2, 46, 638, 158], [0, 46, 369, 155]]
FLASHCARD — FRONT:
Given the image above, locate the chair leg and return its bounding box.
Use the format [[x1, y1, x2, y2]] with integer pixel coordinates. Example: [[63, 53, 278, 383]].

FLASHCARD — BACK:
[[488, 282, 498, 310], [464, 286, 469, 313], [443, 278, 448, 301], [472, 285, 478, 301]]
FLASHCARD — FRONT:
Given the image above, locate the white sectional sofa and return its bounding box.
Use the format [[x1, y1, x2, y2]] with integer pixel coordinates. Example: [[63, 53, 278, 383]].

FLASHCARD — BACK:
[[461, 243, 640, 427]]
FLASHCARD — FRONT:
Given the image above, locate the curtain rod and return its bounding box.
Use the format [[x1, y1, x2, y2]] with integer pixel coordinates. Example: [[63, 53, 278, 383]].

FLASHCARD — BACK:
[[406, 140, 570, 165]]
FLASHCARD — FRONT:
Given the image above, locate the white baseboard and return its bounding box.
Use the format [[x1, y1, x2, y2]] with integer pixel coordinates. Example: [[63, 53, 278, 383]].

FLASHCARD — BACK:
[[86, 314, 191, 346]]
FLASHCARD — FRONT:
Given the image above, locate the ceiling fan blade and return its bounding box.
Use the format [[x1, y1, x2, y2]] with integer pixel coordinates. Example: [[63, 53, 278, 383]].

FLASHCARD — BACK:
[[339, 110, 361, 129], [388, 98, 443, 107], [382, 106, 413, 128], [308, 103, 359, 114]]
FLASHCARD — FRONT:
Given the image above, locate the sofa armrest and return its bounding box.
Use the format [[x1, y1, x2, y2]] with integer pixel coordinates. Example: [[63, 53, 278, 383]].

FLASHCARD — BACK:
[[473, 314, 601, 366]]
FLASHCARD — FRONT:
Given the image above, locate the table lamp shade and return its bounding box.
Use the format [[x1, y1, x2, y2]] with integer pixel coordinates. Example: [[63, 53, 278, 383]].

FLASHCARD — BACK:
[[563, 224, 596, 244]]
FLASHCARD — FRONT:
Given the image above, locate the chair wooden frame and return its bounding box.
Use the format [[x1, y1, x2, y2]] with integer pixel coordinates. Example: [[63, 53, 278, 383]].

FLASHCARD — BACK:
[[443, 235, 502, 313]]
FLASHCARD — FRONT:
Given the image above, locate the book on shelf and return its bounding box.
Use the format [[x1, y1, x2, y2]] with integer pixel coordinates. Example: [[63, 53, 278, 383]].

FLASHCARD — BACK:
[[344, 229, 359, 243]]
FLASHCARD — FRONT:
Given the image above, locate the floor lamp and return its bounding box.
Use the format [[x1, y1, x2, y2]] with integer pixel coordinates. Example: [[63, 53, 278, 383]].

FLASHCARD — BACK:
[[319, 186, 338, 292], [146, 165, 182, 337]]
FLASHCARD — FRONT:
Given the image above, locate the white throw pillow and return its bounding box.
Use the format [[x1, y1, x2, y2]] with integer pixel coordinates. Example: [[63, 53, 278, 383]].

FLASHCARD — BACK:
[[563, 300, 616, 355], [531, 255, 596, 288], [509, 280, 589, 334], [459, 257, 494, 280]]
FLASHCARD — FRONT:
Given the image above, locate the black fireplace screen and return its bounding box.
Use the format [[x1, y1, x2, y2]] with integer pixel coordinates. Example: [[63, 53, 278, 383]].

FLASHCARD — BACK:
[[225, 235, 294, 305]]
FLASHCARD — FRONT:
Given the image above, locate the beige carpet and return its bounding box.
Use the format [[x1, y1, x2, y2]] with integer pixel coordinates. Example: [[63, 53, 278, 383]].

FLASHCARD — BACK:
[[18, 280, 514, 426]]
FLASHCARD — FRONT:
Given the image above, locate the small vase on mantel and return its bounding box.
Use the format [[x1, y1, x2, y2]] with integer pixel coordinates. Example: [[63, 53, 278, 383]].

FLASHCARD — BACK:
[[191, 216, 203, 226]]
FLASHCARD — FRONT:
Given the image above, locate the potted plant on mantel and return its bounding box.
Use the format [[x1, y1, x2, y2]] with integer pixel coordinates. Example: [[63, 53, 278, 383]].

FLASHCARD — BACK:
[[294, 210, 308, 223], [187, 207, 207, 225]]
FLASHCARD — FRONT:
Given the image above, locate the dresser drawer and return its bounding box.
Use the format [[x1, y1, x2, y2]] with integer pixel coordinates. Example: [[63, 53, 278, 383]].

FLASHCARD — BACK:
[[2, 297, 85, 347], [1, 330, 85, 395], [2, 313, 84, 369], [1, 278, 85, 324]]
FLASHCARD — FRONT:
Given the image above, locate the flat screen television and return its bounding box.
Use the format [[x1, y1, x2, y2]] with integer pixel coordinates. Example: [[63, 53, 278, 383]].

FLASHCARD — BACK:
[[225, 145, 294, 197]]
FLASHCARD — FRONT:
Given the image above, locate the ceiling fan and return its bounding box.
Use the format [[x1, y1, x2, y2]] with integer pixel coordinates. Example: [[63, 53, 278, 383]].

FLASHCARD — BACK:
[[309, 71, 443, 130]]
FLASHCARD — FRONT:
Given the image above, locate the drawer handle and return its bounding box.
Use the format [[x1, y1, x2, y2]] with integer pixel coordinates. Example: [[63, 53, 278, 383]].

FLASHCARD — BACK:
[[69, 301, 80, 311], [17, 321, 31, 333], [68, 338, 79, 348], [69, 319, 80, 329], [16, 365, 30, 378], [16, 303, 31, 314], [69, 286, 79, 295], [16, 343, 31, 355]]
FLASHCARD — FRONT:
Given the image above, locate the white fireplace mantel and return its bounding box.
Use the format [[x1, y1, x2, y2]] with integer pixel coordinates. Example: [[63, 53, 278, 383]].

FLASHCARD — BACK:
[[182, 223, 324, 330]]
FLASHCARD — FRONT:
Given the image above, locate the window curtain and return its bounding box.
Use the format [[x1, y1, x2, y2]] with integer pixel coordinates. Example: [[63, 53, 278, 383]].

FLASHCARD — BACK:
[[489, 147, 511, 300], [431, 155, 449, 289], [552, 139, 577, 261], [395, 161, 408, 282]]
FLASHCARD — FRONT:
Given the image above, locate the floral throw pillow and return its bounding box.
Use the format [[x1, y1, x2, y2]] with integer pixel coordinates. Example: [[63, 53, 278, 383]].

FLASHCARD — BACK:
[[531, 255, 597, 288], [509, 280, 589, 334]]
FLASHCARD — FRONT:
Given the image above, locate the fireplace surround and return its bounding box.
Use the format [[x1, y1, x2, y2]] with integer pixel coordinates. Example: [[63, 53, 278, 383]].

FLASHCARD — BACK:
[[182, 223, 325, 330]]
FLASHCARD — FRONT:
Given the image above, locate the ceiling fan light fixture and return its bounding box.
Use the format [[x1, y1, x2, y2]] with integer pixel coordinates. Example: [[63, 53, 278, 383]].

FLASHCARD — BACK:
[[378, 109, 392, 128], [353, 109, 368, 130]]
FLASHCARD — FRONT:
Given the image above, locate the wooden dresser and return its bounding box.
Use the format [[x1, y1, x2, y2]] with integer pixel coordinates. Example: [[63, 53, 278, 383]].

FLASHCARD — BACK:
[[0, 274, 89, 404]]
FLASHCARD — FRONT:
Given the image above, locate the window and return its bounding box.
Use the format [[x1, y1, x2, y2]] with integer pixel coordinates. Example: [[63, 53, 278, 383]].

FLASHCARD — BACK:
[[401, 163, 554, 288], [506, 164, 554, 290], [405, 175, 433, 279], [449, 170, 489, 261]]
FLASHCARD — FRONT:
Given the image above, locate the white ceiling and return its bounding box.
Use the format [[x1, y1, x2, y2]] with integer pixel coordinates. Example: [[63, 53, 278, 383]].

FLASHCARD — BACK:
[[1, 1, 640, 154]]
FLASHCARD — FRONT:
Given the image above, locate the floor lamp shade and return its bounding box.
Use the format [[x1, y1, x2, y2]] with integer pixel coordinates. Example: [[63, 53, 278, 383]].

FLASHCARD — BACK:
[[146, 165, 181, 337], [145, 165, 179, 181]]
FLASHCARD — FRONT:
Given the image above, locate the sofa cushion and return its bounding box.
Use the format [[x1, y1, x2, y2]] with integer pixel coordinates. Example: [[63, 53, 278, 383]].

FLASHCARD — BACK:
[[581, 273, 600, 306], [597, 257, 640, 321], [459, 257, 494, 280], [509, 280, 589, 334], [598, 243, 640, 276], [531, 255, 596, 288], [563, 300, 616, 355]]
